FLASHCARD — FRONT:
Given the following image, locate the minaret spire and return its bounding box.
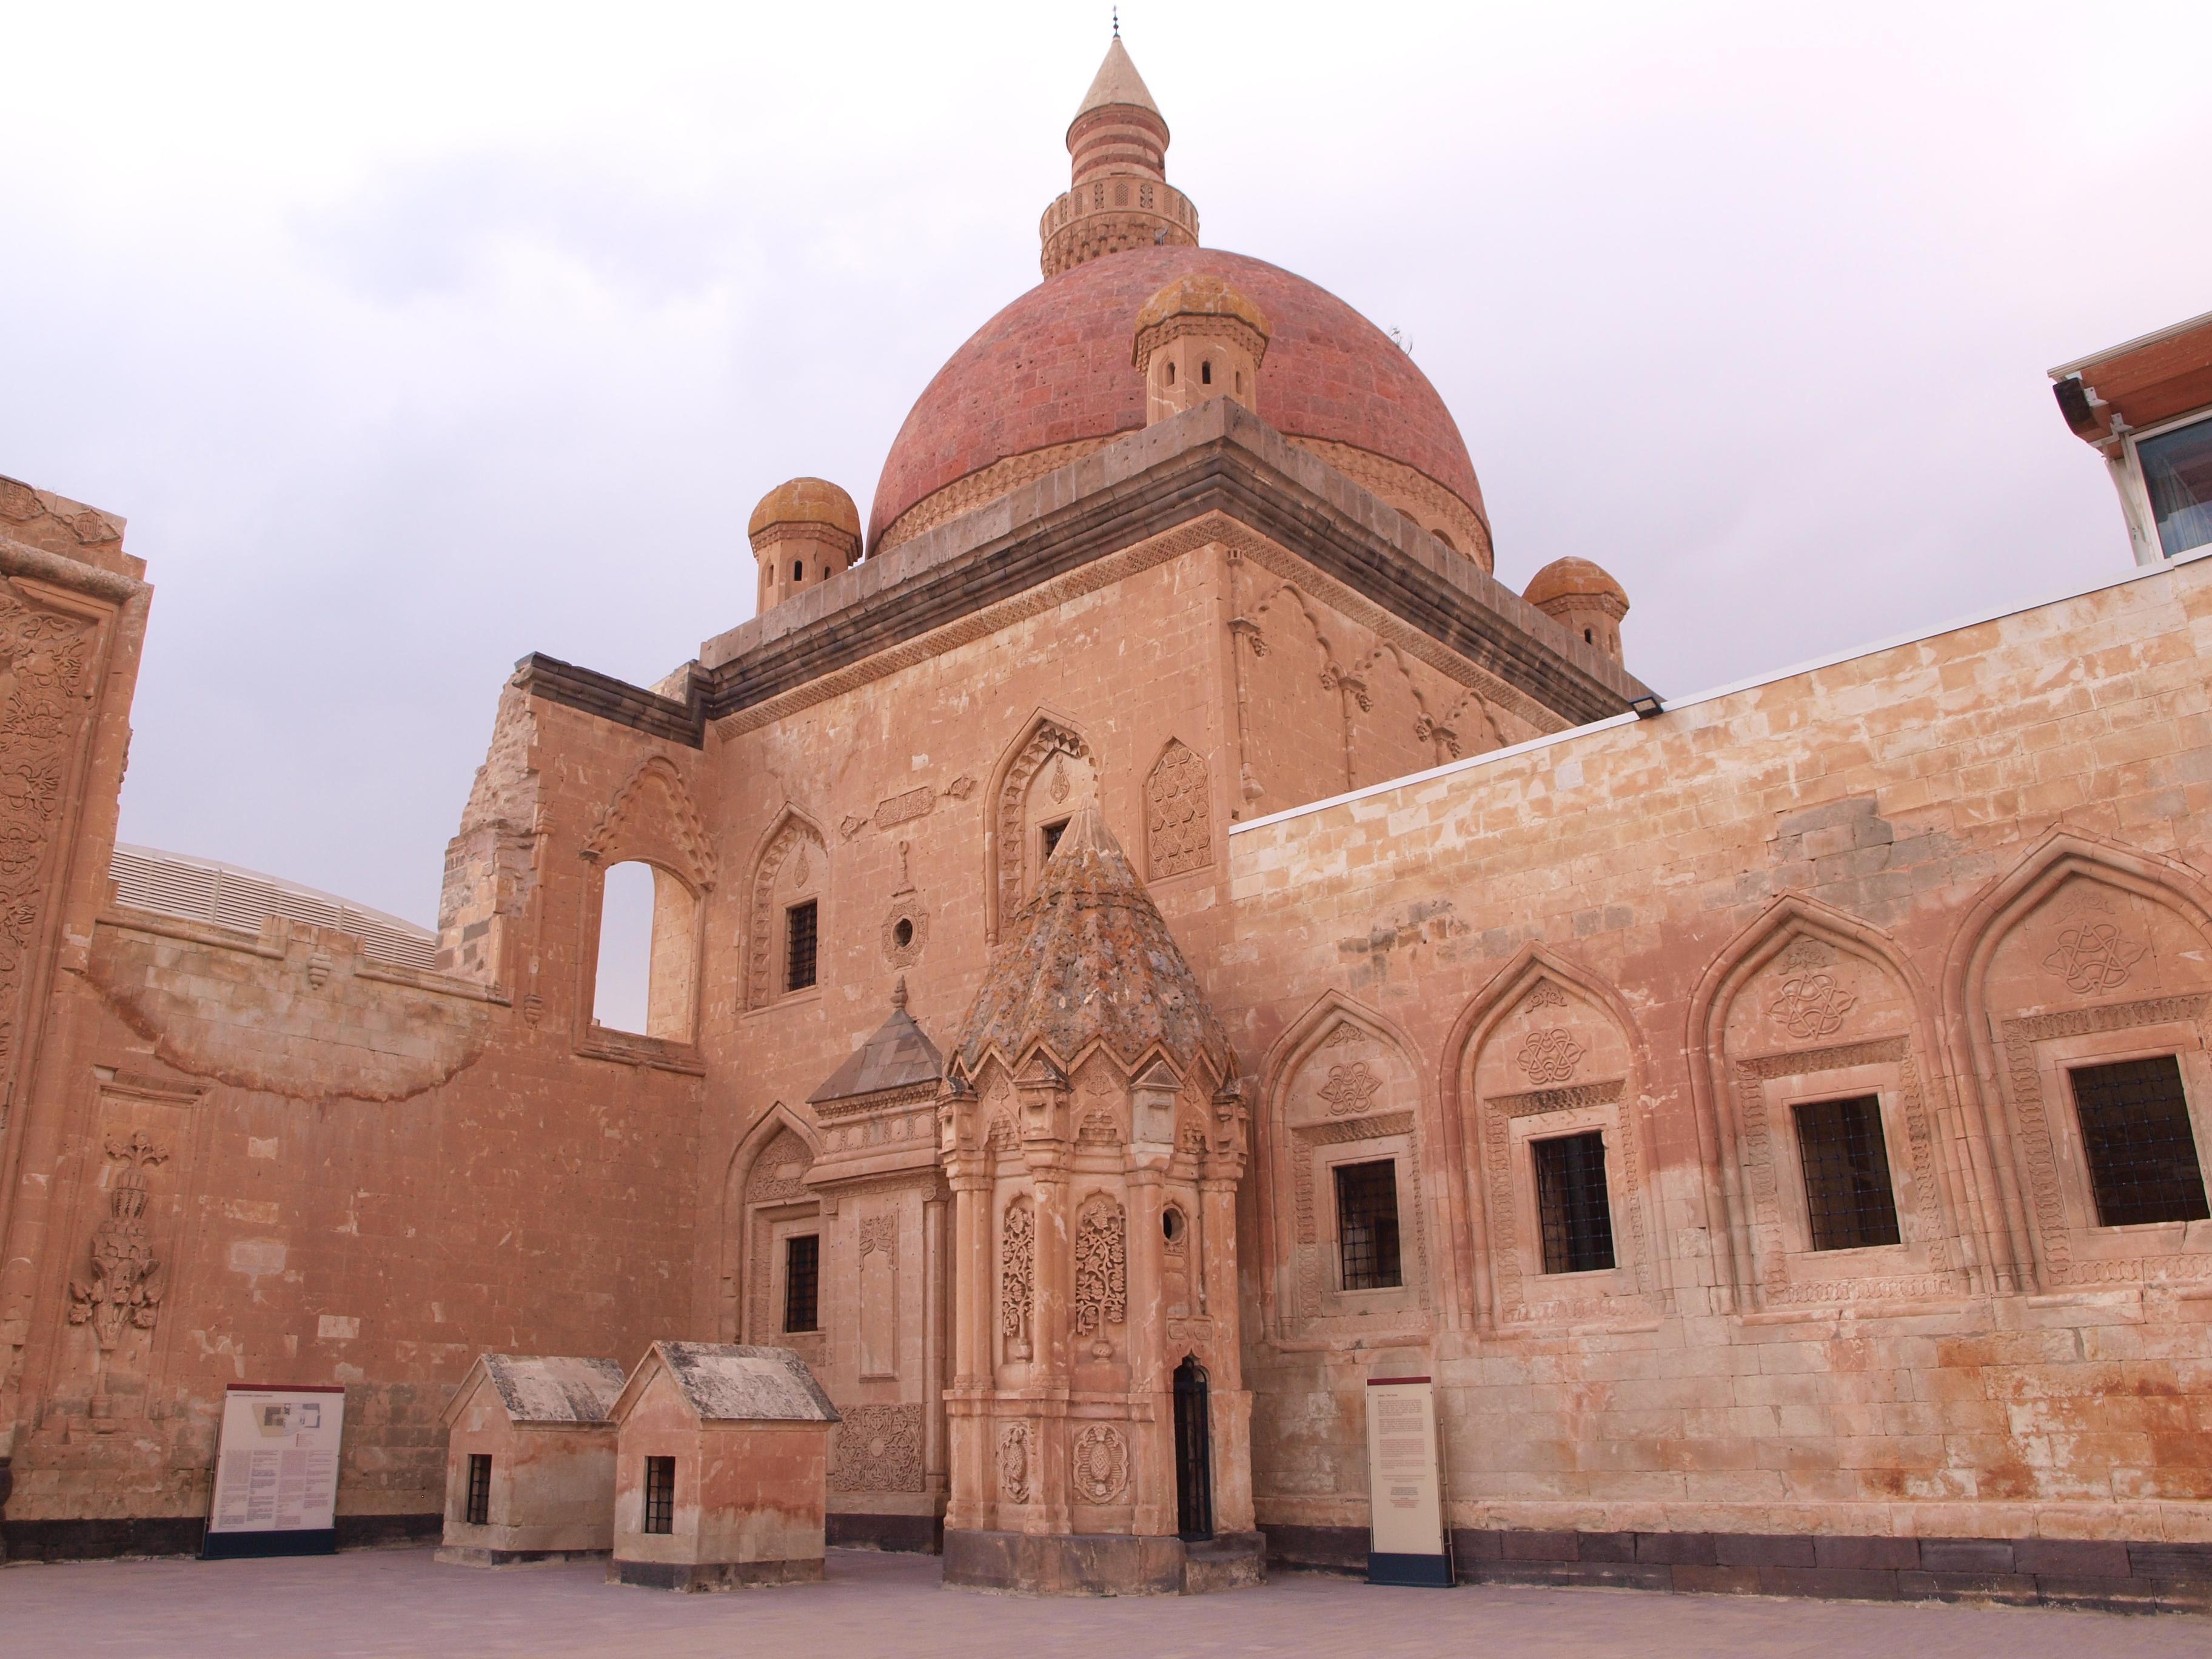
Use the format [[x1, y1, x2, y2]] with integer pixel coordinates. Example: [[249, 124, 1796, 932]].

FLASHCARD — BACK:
[[1038, 33, 1200, 278]]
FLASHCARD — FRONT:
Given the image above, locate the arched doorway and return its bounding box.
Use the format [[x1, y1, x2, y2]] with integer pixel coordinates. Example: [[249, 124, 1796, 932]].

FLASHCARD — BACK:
[[1173, 1353, 1213, 1541]]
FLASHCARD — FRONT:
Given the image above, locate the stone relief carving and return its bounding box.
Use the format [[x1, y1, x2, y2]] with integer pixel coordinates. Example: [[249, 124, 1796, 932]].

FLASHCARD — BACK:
[[67, 1130, 169, 1352], [1478, 1075, 1651, 1321], [943, 775, 976, 802], [881, 905, 928, 968], [993, 720, 1090, 939], [1289, 1110, 1427, 1322], [1318, 1061, 1381, 1116], [1517, 979, 1569, 1014], [746, 813, 826, 1009], [1000, 1199, 1036, 1360], [860, 1215, 897, 1256], [2042, 920, 2147, 996], [875, 786, 934, 830], [1070, 1424, 1130, 1504], [829, 1403, 925, 1493], [581, 756, 717, 891], [1768, 970, 1858, 1041], [1073, 1195, 1127, 1357], [1145, 740, 1212, 880], [1322, 1022, 1372, 1050], [1775, 937, 1835, 974], [1514, 1028, 1585, 1085], [998, 1422, 1031, 1503]]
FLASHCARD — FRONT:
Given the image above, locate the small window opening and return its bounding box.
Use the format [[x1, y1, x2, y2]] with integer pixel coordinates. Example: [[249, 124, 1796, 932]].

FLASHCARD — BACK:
[[1584, 628, 1594, 644], [465, 1453, 491, 1526], [1235, 370, 1244, 396], [1334, 1159, 1402, 1290], [785, 899, 818, 993], [1794, 1096, 1902, 1250], [642, 1456, 675, 1535], [792, 559, 804, 582], [1040, 819, 1069, 863], [1162, 1207, 1185, 1242], [784, 1234, 821, 1332], [1165, 360, 1176, 386], [1533, 1131, 1615, 1273], [893, 916, 914, 949], [2070, 1056, 2210, 1226], [1201, 359, 1212, 386]]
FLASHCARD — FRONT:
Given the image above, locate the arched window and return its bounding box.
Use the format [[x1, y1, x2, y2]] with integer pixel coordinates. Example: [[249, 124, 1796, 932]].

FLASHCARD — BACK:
[[1165, 360, 1176, 386], [1201, 360, 1213, 385], [594, 859, 698, 1040], [792, 559, 804, 583]]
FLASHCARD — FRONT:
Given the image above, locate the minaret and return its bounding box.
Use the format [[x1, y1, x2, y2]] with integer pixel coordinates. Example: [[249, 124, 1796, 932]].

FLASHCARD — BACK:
[[1039, 36, 1201, 278]]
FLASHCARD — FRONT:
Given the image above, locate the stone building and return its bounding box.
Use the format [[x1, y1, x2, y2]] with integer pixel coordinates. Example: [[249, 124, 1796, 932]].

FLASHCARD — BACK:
[[1, 35, 2209, 1609]]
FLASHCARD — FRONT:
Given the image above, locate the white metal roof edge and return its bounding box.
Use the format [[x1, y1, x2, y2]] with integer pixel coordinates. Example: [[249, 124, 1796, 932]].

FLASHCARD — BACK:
[[112, 843, 435, 940], [1229, 542, 2212, 840]]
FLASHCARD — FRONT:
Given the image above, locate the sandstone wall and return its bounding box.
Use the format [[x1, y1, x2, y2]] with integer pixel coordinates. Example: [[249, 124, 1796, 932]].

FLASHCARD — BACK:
[[1222, 552, 2212, 1564]]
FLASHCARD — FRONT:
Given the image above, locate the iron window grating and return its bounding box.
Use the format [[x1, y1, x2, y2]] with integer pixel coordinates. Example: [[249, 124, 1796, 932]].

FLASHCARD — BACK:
[[784, 1233, 821, 1333], [1533, 1131, 1617, 1274], [1334, 1159, 1403, 1290], [643, 1456, 675, 1535], [2069, 1055, 2211, 1227], [785, 899, 819, 993], [464, 1453, 491, 1526], [1041, 819, 1069, 862], [1793, 1094, 1903, 1251]]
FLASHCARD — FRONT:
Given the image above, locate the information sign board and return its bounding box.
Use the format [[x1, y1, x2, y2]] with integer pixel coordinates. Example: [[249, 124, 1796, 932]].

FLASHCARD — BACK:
[[203, 1384, 346, 1558], [1364, 1375, 1452, 1586]]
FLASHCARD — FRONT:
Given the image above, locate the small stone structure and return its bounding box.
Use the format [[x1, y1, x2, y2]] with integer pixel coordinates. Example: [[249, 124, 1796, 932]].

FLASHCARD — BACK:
[[606, 1342, 840, 1591], [437, 1353, 626, 1566]]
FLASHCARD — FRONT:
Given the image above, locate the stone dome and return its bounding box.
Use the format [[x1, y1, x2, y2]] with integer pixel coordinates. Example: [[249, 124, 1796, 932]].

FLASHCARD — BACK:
[[867, 246, 1490, 560], [748, 477, 862, 549], [1524, 556, 1629, 614]]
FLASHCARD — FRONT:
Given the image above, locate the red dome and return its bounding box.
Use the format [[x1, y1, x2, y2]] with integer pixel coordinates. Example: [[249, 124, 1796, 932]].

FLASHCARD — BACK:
[[868, 247, 1486, 550]]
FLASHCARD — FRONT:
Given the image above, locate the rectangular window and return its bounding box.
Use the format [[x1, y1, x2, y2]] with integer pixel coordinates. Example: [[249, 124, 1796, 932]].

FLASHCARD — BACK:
[[1040, 819, 1069, 863], [1793, 1095, 1903, 1251], [1333, 1159, 1402, 1290], [1533, 1131, 1616, 1274], [2138, 415, 2212, 559], [785, 899, 818, 993], [783, 1233, 821, 1333], [642, 1456, 675, 1535], [464, 1453, 491, 1526], [2069, 1056, 2211, 1227]]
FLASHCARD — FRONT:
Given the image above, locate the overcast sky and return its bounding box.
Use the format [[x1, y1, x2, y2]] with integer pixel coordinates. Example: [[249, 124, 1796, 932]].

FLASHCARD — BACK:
[[4, 2, 2207, 933]]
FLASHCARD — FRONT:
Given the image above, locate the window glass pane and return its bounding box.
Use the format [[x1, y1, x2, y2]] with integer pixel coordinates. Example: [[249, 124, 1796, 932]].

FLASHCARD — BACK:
[[465, 1453, 491, 1526], [1533, 1131, 1615, 1274], [1333, 1159, 1402, 1290], [643, 1456, 675, 1535], [785, 899, 818, 993], [2139, 417, 2212, 558], [1793, 1095, 1903, 1251], [2069, 1056, 2210, 1227], [784, 1234, 821, 1332]]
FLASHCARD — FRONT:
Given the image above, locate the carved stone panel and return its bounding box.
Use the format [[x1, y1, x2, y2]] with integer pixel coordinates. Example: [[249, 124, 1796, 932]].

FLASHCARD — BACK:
[[1073, 1195, 1127, 1358], [999, 1198, 1035, 1362], [1145, 740, 1212, 880], [1070, 1424, 1129, 1504], [859, 1213, 899, 1378], [830, 1403, 924, 1493]]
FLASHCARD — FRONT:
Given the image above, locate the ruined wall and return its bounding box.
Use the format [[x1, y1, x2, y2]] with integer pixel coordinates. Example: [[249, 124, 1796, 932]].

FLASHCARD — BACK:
[[1222, 552, 2212, 1583]]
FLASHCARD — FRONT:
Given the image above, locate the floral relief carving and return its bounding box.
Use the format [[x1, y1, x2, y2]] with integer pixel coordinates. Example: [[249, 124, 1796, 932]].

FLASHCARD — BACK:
[[67, 1130, 169, 1352], [829, 1403, 925, 1493], [1318, 1061, 1382, 1116], [1768, 970, 1857, 1041], [1514, 1028, 1585, 1085], [2041, 920, 2147, 995], [1073, 1195, 1127, 1357], [1145, 740, 1212, 880], [1517, 979, 1568, 1014], [1070, 1424, 1130, 1504], [998, 1423, 1031, 1503], [859, 1215, 897, 1258], [1000, 1199, 1036, 1360]]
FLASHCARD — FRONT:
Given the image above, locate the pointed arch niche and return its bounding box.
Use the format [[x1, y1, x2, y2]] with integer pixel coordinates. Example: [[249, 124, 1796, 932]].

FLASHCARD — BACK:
[[1689, 897, 1971, 1313], [746, 806, 828, 1011], [720, 1105, 825, 1370], [1946, 831, 2212, 1294], [577, 756, 717, 1048], [986, 712, 1096, 943], [1452, 949, 1659, 1330], [1259, 992, 1433, 1345]]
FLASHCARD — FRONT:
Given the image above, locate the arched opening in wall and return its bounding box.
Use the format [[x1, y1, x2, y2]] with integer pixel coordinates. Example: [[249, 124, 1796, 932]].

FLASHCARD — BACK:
[[1201, 359, 1213, 385], [792, 559, 804, 583], [1433, 528, 1456, 552], [1165, 360, 1176, 385], [593, 859, 699, 1041]]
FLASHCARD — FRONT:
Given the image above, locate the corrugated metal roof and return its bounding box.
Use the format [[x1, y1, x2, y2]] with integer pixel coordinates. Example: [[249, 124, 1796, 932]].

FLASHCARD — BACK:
[[109, 843, 437, 971]]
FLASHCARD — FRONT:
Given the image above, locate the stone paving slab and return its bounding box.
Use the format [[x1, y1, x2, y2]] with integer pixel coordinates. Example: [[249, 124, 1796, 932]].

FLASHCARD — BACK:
[[0, 1546, 2204, 1658]]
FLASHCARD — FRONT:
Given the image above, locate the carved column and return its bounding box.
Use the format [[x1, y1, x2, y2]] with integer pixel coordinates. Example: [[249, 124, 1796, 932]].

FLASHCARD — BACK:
[[922, 1189, 948, 1492]]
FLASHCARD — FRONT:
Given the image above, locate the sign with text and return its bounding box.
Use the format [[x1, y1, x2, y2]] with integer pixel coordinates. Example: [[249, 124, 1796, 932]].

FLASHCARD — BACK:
[[203, 1384, 346, 1558], [1364, 1375, 1451, 1586]]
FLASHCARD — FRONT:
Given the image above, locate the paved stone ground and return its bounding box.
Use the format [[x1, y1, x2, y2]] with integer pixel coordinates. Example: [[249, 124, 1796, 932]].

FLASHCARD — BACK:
[[2, 1546, 2205, 1657]]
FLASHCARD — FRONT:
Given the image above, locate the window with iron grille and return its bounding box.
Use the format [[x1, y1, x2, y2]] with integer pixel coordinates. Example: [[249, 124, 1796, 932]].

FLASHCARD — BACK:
[[1533, 1131, 1615, 1274], [464, 1453, 491, 1526], [1793, 1095, 1902, 1251], [785, 899, 818, 993], [784, 1234, 821, 1333], [1333, 1159, 1402, 1290], [642, 1456, 675, 1535], [1040, 819, 1069, 863], [2069, 1056, 2211, 1227]]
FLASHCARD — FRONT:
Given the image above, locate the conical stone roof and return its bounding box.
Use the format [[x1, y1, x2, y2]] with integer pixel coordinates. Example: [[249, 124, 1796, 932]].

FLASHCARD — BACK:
[[951, 805, 1231, 1083], [1075, 36, 1159, 120]]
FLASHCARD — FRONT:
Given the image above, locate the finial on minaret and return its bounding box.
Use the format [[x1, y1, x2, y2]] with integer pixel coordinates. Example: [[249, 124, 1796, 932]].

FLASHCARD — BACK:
[[893, 975, 909, 1013], [1038, 34, 1199, 278], [1112, 5, 1119, 37]]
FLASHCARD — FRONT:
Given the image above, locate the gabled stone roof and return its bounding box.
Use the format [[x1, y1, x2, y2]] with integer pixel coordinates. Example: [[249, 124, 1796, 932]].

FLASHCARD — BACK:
[[950, 805, 1232, 1082], [453, 1354, 626, 1426], [612, 1342, 840, 1426], [808, 979, 943, 1105]]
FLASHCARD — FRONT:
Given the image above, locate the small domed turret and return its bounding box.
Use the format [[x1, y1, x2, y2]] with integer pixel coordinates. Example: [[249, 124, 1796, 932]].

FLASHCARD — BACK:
[[1524, 557, 1629, 663], [749, 478, 860, 614], [1132, 274, 1269, 424]]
